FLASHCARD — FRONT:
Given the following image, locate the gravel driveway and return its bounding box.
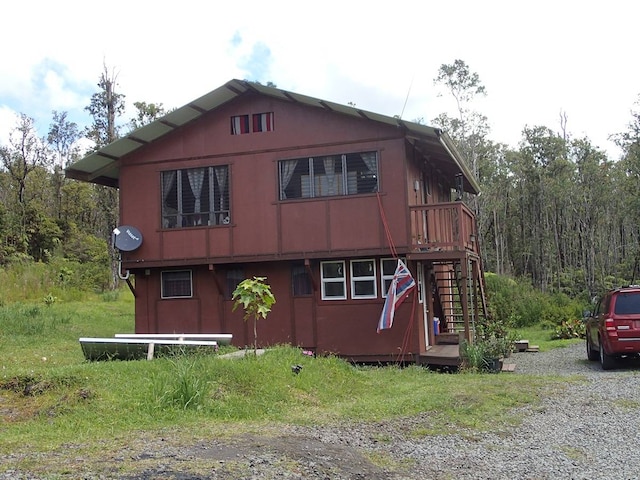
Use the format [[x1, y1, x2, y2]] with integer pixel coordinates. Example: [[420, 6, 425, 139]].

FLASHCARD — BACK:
[[402, 342, 640, 480], [4, 342, 640, 479]]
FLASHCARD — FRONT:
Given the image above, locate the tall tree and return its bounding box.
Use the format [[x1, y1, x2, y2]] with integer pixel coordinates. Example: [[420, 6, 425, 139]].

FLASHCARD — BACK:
[[129, 101, 167, 131], [0, 114, 51, 205], [84, 64, 126, 288], [570, 137, 612, 295], [0, 114, 60, 262], [433, 59, 488, 179], [85, 63, 126, 148], [48, 111, 80, 169], [475, 141, 512, 275], [432, 59, 501, 275], [612, 96, 640, 283], [48, 111, 81, 221]]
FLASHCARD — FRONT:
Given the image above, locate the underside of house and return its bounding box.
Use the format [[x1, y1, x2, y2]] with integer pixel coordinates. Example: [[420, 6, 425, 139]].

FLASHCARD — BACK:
[[66, 79, 490, 367]]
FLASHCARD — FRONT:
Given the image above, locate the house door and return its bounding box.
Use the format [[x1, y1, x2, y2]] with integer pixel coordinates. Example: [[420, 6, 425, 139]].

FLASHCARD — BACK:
[[417, 261, 430, 348]]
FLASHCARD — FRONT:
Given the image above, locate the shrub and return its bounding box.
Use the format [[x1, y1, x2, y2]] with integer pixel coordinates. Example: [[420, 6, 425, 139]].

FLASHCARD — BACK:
[[552, 317, 585, 339], [460, 337, 509, 373], [485, 273, 586, 330]]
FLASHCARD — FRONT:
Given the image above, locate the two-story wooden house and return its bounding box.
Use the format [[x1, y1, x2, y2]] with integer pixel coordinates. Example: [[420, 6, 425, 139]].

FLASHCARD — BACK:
[[66, 79, 488, 366]]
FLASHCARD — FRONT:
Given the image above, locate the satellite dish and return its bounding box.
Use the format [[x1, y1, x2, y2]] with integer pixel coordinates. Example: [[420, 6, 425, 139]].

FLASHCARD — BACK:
[[112, 225, 143, 252]]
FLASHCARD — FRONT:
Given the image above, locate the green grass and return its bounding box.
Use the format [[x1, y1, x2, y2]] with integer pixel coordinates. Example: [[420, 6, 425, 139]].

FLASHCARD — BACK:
[[0, 292, 573, 475], [511, 324, 583, 351], [0, 291, 134, 372]]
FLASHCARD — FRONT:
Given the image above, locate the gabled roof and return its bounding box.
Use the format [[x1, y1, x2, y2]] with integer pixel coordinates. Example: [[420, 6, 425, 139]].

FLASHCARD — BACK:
[[65, 79, 479, 194]]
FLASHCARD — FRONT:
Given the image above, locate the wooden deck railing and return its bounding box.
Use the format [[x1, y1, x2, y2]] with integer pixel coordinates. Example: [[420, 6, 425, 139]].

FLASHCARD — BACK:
[[409, 202, 478, 254]]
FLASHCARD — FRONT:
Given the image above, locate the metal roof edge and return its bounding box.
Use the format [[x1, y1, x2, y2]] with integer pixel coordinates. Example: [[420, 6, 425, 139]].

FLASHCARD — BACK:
[[66, 79, 469, 188], [437, 131, 481, 194]]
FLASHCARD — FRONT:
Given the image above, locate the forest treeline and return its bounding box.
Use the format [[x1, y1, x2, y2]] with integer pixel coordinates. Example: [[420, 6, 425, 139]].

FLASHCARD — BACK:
[[0, 61, 639, 301]]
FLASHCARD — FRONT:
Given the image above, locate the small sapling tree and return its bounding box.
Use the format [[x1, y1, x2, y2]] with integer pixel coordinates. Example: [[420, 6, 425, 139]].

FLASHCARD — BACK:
[[232, 276, 276, 355]]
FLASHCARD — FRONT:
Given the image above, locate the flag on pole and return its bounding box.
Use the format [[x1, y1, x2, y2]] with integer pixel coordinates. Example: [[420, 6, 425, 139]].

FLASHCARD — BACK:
[[377, 259, 416, 332]]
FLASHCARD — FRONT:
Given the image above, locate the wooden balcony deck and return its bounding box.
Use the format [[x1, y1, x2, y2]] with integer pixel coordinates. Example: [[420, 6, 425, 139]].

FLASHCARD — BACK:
[[409, 202, 478, 255]]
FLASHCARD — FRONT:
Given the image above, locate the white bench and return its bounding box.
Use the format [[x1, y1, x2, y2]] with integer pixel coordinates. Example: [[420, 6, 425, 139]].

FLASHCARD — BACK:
[[79, 337, 218, 361], [114, 333, 232, 345]]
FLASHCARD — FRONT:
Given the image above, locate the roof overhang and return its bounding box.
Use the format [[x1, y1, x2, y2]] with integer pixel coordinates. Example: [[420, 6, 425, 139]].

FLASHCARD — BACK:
[[66, 79, 479, 194]]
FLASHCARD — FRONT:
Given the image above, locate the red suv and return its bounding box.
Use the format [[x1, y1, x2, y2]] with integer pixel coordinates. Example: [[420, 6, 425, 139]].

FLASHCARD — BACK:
[[585, 286, 640, 370]]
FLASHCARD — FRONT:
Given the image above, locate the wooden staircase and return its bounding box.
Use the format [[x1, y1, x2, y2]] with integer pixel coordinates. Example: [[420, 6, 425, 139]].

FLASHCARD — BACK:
[[418, 257, 489, 368], [432, 257, 489, 342]]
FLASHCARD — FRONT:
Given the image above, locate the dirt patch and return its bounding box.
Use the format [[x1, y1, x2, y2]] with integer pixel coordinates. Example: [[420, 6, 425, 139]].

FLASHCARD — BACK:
[[0, 375, 53, 396], [114, 432, 394, 480], [195, 434, 386, 477]]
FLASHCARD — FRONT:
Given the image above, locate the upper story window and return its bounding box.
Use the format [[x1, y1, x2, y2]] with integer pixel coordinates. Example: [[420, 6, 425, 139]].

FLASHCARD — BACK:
[[231, 115, 250, 135], [231, 112, 274, 135], [279, 151, 378, 200], [161, 166, 230, 229], [252, 112, 274, 132]]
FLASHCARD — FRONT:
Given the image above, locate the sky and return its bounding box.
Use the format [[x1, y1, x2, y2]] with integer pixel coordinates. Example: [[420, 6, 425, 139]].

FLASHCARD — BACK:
[[1, 0, 638, 160]]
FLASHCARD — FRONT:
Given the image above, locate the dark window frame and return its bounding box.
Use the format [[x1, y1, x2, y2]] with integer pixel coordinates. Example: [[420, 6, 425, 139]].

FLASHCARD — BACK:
[[161, 165, 230, 229], [230, 115, 250, 134], [292, 263, 313, 296], [226, 268, 245, 300], [161, 270, 193, 299], [278, 151, 378, 201], [252, 112, 274, 132]]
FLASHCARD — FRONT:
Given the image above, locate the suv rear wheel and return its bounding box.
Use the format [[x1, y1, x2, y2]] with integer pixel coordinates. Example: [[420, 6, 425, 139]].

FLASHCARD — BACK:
[[586, 336, 599, 361], [599, 341, 616, 370]]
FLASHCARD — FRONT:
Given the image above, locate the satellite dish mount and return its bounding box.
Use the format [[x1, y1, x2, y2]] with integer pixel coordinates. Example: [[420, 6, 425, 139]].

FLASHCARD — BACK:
[[112, 225, 143, 280]]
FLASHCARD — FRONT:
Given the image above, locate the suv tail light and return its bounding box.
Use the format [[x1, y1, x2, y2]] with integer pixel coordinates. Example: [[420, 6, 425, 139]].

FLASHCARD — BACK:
[[605, 317, 618, 338]]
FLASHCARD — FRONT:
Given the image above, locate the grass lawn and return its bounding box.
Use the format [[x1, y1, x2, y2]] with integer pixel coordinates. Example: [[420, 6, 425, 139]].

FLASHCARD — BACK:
[[511, 325, 583, 351], [1, 291, 576, 472]]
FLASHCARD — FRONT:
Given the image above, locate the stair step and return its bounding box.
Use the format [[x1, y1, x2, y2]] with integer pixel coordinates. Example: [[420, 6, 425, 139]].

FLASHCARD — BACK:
[[514, 340, 529, 352], [435, 332, 461, 345]]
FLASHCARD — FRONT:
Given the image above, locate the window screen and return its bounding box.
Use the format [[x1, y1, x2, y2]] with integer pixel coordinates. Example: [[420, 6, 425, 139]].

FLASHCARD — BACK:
[[161, 270, 192, 298]]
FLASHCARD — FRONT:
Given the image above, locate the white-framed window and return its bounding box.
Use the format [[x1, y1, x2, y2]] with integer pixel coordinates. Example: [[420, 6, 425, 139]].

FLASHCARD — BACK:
[[380, 258, 407, 297], [351, 259, 377, 299], [380, 258, 397, 297], [161, 270, 193, 299], [321, 261, 346, 300]]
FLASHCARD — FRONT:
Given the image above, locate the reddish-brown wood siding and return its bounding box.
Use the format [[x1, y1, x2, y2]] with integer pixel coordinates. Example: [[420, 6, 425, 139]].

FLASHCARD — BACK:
[[135, 260, 421, 358], [115, 91, 483, 363], [314, 300, 419, 357], [119, 94, 411, 269]]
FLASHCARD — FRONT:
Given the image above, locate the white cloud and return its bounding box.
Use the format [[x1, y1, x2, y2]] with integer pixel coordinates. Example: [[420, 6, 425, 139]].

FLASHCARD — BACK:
[[0, 107, 19, 146], [0, 0, 638, 159]]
